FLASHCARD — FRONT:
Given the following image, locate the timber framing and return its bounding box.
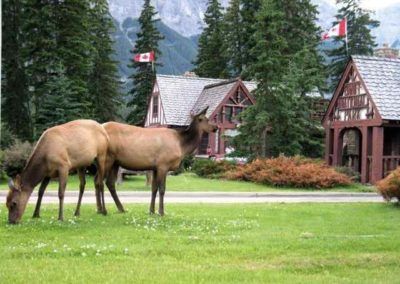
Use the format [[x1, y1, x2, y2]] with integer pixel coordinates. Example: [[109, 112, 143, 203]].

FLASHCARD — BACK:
[[324, 56, 400, 184]]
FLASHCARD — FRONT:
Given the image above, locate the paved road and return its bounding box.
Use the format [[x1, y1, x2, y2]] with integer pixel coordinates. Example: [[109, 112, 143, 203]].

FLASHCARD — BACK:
[[0, 191, 384, 204]]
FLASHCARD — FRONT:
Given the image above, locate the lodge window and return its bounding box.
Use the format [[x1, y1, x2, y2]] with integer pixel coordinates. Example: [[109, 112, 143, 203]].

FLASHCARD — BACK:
[[225, 107, 233, 122], [152, 95, 159, 118], [198, 133, 209, 155], [235, 107, 242, 117]]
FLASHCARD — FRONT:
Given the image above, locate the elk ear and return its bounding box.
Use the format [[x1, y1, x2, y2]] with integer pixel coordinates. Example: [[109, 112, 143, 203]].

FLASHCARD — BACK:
[[14, 174, 22, 191], [8, 179, 14, 190], [200, 106, 209, 115]]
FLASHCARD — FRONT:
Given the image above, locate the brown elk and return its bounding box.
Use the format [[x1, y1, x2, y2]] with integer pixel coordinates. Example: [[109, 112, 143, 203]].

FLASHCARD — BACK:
[[6, 120, 111, 224], [97, 107, 217, 215]]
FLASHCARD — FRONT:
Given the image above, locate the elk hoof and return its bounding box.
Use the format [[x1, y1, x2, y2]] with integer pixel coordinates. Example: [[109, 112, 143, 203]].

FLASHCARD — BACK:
[[74, 211, 80, 217], [32, 213, 40, 219]]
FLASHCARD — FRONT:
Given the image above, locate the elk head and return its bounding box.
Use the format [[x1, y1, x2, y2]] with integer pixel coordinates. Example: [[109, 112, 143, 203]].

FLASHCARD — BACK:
[[191, 107, 218, 133], [6, 175, 28, 224]]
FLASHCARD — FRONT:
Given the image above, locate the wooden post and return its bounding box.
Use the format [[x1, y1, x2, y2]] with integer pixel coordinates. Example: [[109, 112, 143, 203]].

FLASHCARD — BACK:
[[325, 128, 331, 164], [332, 127, 343, 166], [371, 126, 384, 184], [360, 126, 368, 183], [220, 127, 225, 155], [209, 132, 215, 156]]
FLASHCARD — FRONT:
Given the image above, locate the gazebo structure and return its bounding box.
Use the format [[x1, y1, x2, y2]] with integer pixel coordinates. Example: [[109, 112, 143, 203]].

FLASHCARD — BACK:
[[323, 56, 400, 184]]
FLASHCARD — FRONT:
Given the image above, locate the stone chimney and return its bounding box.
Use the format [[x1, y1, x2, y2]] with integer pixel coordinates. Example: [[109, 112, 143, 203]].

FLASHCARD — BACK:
[[183, 71, 198, 77], [374, 43, 399, 59]]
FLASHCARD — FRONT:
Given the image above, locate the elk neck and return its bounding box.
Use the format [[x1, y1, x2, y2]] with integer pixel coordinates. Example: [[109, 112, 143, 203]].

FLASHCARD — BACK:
[[179, 119, 204, 155], [20, 152, 47, 193]]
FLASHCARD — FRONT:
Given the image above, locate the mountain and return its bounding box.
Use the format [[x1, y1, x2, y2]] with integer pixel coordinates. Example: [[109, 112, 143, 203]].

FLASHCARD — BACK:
[[108, 0, 399, 45], [374, 4, 400, 46], [109, 0, 229, 37], [110, 0, 400, 82], [112, 17, 198, 91]]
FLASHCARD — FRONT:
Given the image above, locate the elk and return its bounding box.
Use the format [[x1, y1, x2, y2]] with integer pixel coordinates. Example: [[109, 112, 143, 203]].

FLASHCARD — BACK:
[[97, 107, 217, 215], [6, 120, 111, 224]]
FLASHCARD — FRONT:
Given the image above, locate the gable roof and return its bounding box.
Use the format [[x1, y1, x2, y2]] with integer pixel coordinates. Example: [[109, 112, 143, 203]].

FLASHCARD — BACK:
[[191, 80, 256, 124], [156, 75, 224, 126], [191, 80, 238, 121], [156, 74, 257, 126], [353, 56, 400, 120]]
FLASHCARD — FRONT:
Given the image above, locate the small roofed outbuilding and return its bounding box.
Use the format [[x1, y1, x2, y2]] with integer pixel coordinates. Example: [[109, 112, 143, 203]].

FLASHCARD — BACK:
[[145, 74, 256, 157], [323, 56, 400, 183]]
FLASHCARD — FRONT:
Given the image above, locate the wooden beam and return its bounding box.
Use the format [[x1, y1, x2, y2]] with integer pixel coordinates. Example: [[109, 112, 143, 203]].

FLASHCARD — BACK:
[[325, 128, 331, 164], [371, 126, 384, 184], [360, 126, 369, 183], [332, 127, 343, 166]]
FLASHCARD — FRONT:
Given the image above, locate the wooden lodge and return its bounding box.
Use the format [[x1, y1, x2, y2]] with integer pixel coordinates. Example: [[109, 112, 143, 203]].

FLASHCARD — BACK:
[[323, 56, 400, 184], [144, 74, 256, 157]]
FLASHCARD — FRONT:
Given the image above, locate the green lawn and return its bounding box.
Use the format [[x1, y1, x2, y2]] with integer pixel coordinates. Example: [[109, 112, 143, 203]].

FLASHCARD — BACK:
[[1, 203, 399, 283], [0, 172, 374, 192]]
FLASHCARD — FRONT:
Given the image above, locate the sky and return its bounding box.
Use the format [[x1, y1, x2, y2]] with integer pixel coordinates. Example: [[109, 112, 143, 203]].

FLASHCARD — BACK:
[[329, 0, 400, 9]]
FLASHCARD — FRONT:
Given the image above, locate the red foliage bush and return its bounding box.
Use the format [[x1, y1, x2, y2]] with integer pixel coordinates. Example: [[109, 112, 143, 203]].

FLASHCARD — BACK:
[[224, 156, 351, 189], [376, 167, 400, 202]]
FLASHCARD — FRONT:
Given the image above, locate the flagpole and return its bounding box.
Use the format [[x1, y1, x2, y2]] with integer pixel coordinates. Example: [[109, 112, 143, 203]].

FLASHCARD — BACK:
[[345, 17, 349, 56]]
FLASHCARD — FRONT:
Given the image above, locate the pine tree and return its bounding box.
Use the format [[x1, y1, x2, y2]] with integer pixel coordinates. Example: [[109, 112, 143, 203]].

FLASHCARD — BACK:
[[127, 0, 163, 125], [23, 0, 59, 137], [240, 0, 261, 79], [35, 64, 82, 135], [88, 0, 122, 122], [235, 0, 326, 157], [193, 0, 227, 78], [327, 0, 379, 89], [223, 0, 243, 77], [56, 0, 93, 116], [1, 0, 33, 141]]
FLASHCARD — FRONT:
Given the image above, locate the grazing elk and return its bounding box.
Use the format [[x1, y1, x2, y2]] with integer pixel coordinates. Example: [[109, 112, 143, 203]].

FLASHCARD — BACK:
[[6, 120, 110, 224], [96, 107, 217, 216]]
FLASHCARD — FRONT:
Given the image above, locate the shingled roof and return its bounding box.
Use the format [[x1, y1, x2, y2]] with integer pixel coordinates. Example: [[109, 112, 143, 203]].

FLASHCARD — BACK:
[[353, 56, 400, 120], [156, 74, 257, 126]]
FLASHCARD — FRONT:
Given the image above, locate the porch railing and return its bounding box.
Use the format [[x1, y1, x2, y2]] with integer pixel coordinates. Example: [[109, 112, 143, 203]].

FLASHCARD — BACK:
[[383, 155, 400, 177]]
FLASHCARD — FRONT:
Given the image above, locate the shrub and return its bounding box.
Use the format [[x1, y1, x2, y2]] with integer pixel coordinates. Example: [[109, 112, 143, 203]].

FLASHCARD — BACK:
[[376, 168, 400, 202], [1, 140, 34, 177], [335, 166, 361, 182], [224, 156, 351, 188], [192, 158, 235, 178]]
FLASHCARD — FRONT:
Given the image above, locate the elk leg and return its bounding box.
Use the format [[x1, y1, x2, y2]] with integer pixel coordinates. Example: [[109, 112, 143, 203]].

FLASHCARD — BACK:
[[149, 169, 158, 214], [74, 168, 86, 217], [145, 171, 152, 186], [32, 177, 50, 218], [105, 164, 125, 213], [94, 175, 103, 214], [158, 169, 168, 216], [95, 156, 107, 215], [58, 168, 68, 221], [94, 172, 107, 215]]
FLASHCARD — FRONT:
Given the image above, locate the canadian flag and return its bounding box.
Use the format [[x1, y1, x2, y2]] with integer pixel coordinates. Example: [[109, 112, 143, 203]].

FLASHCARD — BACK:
[[134, 51, 155, 62], [321, 18, 347, 40]]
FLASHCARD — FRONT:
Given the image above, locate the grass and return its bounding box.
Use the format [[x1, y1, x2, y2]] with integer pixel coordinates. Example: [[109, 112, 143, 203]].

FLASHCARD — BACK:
[[0, 172, 374, 192], [1, 203, 400, 283]]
